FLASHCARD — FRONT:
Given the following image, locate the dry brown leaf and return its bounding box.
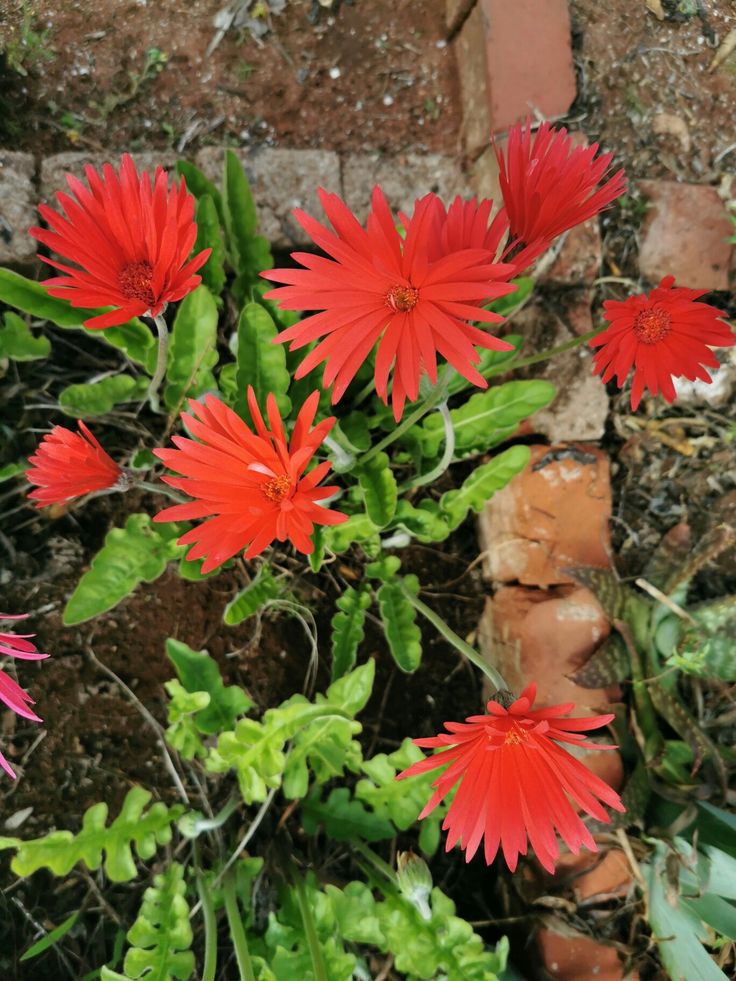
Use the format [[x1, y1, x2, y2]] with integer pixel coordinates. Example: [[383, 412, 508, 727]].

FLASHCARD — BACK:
[[710, 27, 736, 72], [645, 0, 665, 21]]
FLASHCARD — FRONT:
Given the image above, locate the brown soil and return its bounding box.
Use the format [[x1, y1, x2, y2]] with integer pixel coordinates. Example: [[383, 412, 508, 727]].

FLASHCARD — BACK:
[[1, 0, 461, 156]]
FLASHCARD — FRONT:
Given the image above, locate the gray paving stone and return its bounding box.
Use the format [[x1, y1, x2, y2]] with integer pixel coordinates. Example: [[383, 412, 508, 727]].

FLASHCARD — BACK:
[[195, 147, 341, 250], [342, 152, 471, 223], [40, 152, 178, 203], [0, 152, 37, 268]]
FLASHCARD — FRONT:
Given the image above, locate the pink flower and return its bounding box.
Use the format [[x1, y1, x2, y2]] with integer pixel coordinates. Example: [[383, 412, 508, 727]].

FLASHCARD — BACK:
[[0, 614, 49, 779]]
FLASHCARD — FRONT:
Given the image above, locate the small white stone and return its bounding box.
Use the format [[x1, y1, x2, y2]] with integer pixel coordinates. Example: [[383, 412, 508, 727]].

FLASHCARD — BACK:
[[329, 66, 341, 80], [382, 94, 394, 107]]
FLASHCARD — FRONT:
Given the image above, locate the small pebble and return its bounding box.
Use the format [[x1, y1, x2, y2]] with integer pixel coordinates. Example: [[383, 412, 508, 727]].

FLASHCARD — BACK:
[[329, 66, 341, 79], [382, 94, 394, 107]]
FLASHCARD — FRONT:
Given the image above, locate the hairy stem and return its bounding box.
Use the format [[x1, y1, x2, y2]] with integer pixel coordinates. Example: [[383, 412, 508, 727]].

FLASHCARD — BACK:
[[147, 312, 170, 413], [482, 327, 603, 381], [359, 370, 450, 467], [223, 867, 257, 981], [400, 401, 455, 492], [401, 584, 509, 692]]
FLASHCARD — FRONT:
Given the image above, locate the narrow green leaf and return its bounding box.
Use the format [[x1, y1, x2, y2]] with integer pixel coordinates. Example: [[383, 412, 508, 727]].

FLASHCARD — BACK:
[[20, 912, 79, 963], [165, 638, 252, 734], [59, 375, 148, 417], [331, 585, 371, 680], [0, 311, 50, 361], [357, 451, 397, 528], [447, 334, 522, 396], [0, 461, 26, 483], [487, 276, 534, 316], [194, 195, 226, 298], [222, 149, 272, 280], [63, 514, 184, 625], [223, 565, 282, 626], [176, 159, 224, 224], [377, 575, 422, 673], [163, 285, 219, 411], [389, 499, 450, 544], [439, 445, 530, 531], [234, 301, 291, 419]]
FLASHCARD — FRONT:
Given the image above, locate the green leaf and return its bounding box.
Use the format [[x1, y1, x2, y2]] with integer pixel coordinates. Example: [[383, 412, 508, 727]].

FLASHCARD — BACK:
[[111, 863, 195, 981], [165, 638, 252, 737], [20, 911, 79, 963], [163, 285, 219, 411], [570, 634, 631, 688], [439, 445, 530, 531], [234, 302, 291, 419], [176, 159, 224, 224], [63, 514, 184, 625], [330, 585, 371, 680], [419, 380, 556, 459], [446, 334, 522, 397], [0, 461, 27, 483], [682, 595, 736, 681], [324, 513, 381, 554], [357, 451, 397, 528], [0, 311, 50, 361], [6, 787, 183, 882], [377, 575, 422, 673], [697, 803, 736, 858], [301, 787, 395, 842], [59, 375, 149, 416], [365, 555, 401, 582], [194, 195, 226, 298], [389, 499, 450, 544], [489, 276, 534, 316], [223, 565, 282, 626], [164, 680, 209, 760], [222, 149, 272, 281], [0, 269, 156, 372]]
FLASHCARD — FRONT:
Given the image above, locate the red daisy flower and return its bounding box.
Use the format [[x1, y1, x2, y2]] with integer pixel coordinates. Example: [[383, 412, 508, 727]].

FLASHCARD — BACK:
[[262, 187, 517, 421], [397, 683, 624, 873], [27, 421, 123, 507], [495, 120, 626, 268], [0, 613, 49, 779], [30, 154, 210, 330], [154, 389, 347, 573], [590, 276, 734, 410]]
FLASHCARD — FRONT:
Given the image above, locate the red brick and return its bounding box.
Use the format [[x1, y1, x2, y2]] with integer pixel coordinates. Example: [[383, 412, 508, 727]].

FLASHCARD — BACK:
[[538, 925, 635, 981], [479, 0, 576, 132], [638, 180, 733, 291]]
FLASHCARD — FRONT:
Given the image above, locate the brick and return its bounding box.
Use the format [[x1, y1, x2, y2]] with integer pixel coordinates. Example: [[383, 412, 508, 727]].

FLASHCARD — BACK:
[[538, 924, 634, 981], [342, 153, 471, 223], [40, 152, 178, 203], [196, 147, 341, 250], [477, 443, 612, 587], [480, 0, 576, 132], [638, 180, 733, 291], [454, 3, 491, 158], [445, 0, 476, 35], [0, 152, 37, 268]]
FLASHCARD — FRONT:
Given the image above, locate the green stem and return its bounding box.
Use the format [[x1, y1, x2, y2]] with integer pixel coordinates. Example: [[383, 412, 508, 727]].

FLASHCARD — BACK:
[[136, 479, 186, 502], [147, 312, 170, 413], [358, 375, 449, 467], [352, 841, 398, 887], [196, 860, 218, 981], [400, 401, 454, 492], [482, 327, 603, 381], [401, 584, 509, 692], [223, 867, 257, 981], [293, 873, 329, 981]]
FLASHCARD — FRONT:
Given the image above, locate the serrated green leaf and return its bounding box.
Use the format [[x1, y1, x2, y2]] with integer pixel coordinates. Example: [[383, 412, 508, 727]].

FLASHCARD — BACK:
[[440, 445, 530, 531], [7, 787, 182, 882], [63, 514, 184, 625], [164, 680, 209, 760], [115, 862, 194, 980], [176, 159, 224, 224], [365, 555, 401, 581], [357, 451, 397, 528], [234, 301, 291, 419], [223, 565, 282, 625], [0, 311, 50, 361], [301, 787, 395, 842], [0, 269, 156, 371], [223, 149, 273, 281], [59, 374, 149, 416], [330, 585, 371, 680], [163, 285, 219, 411], [20, 911, 79, 963], [564, 566, 632, 621], [194, 195, 226, 298], [324, 512, 381, 554], [389, 499, 450, 544], [419, 381, 555, 459], [377, 575, 422, 672], [165, 638, 252, 735], [683, 595, 736, 681]]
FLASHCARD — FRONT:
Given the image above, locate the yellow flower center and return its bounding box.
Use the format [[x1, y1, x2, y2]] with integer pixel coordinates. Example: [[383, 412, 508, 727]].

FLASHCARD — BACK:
[[632, 307, 672, 344], [118, 260, 156, 307], [503, 724, 529, 746], [262, 474, 292, 503], [386, 285, 419, 313]]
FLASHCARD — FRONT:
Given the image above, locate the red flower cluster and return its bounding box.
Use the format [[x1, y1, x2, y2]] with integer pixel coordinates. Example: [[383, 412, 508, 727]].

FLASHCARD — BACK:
[[263, 188, 516, 420], [30, 154, 210, 329], [398, 684, 624, 873], [0, 614, 49, 779], [590, 276, 734, 409], [27, 421, 122, 507], [154, 389, 347, 572]]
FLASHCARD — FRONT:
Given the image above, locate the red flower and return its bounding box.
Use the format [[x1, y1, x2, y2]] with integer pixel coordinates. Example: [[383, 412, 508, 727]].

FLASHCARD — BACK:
[[262, 188, 516, 421], [590, 276, 734, 410], [495, 120, 626, 268], [397, 683, 624, 873], [27, 421, 123, 507], [30, 154, 210, 330], [154, 389, 347, 572], [0, 614, 49, 779]]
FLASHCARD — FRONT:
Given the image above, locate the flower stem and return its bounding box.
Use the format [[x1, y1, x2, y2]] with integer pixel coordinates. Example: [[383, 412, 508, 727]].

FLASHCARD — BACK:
[[136, 479, 187, 503], [223, 867, 257, 981], [482, 327, 604, 381], [147, 312, 170, 413], [358, 372, 450, 467], [400, 401, 455, 492], [292, 872, 329, 981], [401, 583, 509, 692], [196, 859, 218, 981]]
